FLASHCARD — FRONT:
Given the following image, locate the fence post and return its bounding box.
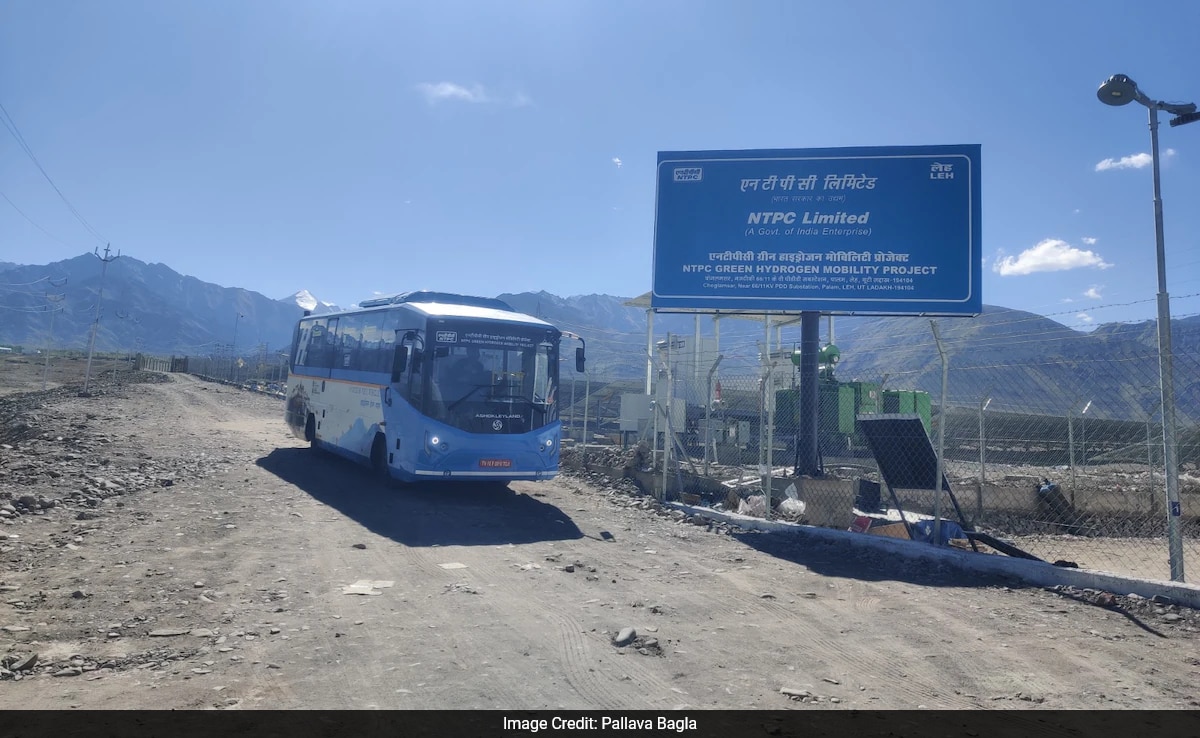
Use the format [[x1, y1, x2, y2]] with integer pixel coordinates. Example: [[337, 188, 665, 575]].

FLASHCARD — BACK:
[[930, 321, 948, 545], [978, 393, 991, 524], [704, 355, 724, 477]]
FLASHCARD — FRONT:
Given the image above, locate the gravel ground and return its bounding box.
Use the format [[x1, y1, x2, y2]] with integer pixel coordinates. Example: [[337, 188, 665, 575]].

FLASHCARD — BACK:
[[2, 361, 1199, 711]]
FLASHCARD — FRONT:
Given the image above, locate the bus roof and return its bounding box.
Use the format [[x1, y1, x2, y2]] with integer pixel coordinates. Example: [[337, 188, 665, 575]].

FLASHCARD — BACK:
[[301, 294, 554, 330], [357, 290, 514, 311], [407, 300, 555, 327]]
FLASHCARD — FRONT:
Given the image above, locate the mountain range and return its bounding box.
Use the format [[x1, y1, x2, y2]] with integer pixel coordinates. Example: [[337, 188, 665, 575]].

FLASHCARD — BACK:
[[1, 253, 1197, 423]]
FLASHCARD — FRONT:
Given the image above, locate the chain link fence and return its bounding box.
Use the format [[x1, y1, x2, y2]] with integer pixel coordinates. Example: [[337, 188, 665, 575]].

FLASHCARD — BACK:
[[158, 319, 1199, 584], [568, 323, 1200, 585], [140, 352, 289, 395]]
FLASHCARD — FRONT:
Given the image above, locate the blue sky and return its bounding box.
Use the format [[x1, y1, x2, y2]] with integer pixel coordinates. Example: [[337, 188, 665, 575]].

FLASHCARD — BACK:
[[2, 0, 1199, 330]]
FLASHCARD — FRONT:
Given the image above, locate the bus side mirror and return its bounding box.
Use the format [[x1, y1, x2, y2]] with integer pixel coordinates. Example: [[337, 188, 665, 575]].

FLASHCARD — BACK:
[[391, 346, 408, 382], [575, 346, 586, 373]]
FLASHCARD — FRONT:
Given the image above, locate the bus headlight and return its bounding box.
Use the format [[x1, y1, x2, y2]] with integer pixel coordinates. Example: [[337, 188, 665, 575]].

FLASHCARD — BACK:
[[539, 436, 556, 452], [426, 433, 448, 453]]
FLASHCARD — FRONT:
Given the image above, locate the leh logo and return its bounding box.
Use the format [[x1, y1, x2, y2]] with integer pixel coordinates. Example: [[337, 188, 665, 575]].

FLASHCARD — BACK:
[[930, 162, 954, 180]]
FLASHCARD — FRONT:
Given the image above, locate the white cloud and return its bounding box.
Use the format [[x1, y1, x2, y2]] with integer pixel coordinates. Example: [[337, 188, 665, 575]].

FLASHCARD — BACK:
[[1083, 285, 1103, 299], [1060, 297, 1075, 303], [1081, 236, 1097, 245], [416, 82, 489, 104], [992, 238, 1113, 276], [415, 82, 531, 107], [1073, 208, 1081, 215], [611, 157, 623, 168], [1095, 148, 1176, 171], [1076, 312, 1094, 324]]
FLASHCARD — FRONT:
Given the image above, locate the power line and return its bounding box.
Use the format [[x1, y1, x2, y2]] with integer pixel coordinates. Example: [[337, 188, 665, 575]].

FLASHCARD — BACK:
[[0, 100, 106, 244], [0, 191, 71, 246], [0, 274, 49, 288], [0, 303, 64, 313]]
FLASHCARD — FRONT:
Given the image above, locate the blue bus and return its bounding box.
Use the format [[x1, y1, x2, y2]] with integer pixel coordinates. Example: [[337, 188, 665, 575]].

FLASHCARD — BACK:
[[284, 291, 582, 484]]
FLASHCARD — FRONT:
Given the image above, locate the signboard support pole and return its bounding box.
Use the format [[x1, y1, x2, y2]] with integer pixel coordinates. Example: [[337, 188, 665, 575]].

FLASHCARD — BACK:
[[644, 310, 654, 395], [762, 315, 773, 518], [795, 312, 822, 477]]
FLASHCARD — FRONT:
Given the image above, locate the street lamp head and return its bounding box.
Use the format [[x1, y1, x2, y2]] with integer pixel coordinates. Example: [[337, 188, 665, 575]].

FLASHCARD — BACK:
[[1097, 74, 1139, 106]]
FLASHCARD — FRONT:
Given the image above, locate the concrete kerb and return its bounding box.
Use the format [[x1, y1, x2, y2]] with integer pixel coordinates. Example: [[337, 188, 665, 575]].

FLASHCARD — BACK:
[[668, 501, 1200, 609]]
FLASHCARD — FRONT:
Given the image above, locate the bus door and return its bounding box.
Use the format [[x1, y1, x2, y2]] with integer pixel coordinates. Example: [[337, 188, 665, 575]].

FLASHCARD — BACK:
[[388, 329, 425, 460], [310, 317, 337, 440]]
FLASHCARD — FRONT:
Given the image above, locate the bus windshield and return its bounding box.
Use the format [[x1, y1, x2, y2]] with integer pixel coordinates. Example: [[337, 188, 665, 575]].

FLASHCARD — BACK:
[[426, 325, 558, 434]]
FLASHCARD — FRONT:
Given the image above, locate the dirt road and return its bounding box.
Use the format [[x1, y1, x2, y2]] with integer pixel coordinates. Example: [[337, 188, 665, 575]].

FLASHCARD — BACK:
[[2, 368, 1199, 710]]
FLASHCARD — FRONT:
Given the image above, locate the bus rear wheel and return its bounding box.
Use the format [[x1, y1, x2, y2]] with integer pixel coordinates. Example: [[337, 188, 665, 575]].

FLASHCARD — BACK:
[[304, 415, 317, 449], [370, 434, 390, 481]]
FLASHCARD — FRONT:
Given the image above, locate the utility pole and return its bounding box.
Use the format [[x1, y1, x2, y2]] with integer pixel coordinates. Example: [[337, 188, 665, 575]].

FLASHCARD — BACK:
[[114, 309, 138, 373], [232, 312, 244, 382], [41, 291, 66, 391], [83, 245, 120, 393]]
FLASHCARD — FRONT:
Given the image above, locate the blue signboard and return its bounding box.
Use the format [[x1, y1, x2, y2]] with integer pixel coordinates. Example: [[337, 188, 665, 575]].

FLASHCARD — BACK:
[[652, 145, 982, 315]]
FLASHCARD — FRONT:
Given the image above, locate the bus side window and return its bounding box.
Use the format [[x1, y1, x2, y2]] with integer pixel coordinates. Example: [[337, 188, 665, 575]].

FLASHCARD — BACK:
[[316, 318, 337, 369], [293, 324, 311, 367], [361, 311, 392, 373], [295, 319, 328, 369], [335, 314, 364, 371]]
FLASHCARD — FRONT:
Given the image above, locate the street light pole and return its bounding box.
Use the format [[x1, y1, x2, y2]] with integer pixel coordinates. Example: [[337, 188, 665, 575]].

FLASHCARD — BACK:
[[1098, 74, 1195, 582], [232, 312, 244, 382], [1147, 102, 1185, 581]]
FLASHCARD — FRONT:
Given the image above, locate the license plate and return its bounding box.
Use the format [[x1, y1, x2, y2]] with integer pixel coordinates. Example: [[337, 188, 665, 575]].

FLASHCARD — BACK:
[[478, 459, 512, 468]]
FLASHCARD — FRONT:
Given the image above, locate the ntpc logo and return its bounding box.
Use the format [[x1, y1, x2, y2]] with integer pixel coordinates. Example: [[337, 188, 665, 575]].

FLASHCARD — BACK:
[[673, 167, 703, 182], [435, 331, 458, 343]]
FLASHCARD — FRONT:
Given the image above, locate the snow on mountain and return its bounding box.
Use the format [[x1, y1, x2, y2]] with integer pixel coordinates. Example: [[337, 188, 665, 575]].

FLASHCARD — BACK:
[[283, 289, 340, 315]]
